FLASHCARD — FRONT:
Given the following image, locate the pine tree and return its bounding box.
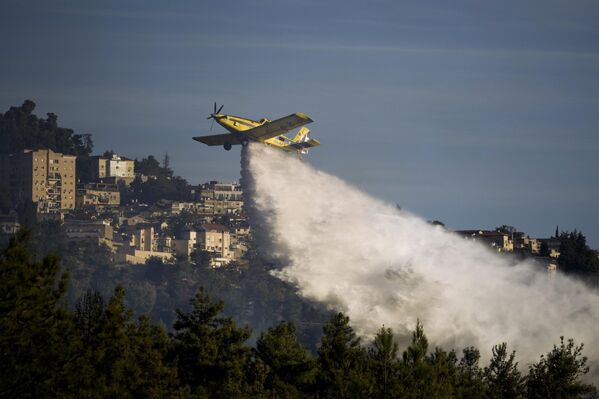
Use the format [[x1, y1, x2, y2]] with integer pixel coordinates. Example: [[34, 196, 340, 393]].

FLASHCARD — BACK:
[[69, 287, 182, 398], [255, 321, 316, 397], [0, 230, 73, 397], [526, 337, 595, 398], [316, 312, 372, 398], [456, 346, 488, 398], [558, 230, 599, 277], [369, 326, 401, 399], [171, 287, 251, 397], [483, 343, 524, 399]]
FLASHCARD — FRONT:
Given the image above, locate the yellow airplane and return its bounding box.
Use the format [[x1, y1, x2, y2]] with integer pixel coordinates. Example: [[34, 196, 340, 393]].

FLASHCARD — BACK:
[[193, 103, 320, 154]]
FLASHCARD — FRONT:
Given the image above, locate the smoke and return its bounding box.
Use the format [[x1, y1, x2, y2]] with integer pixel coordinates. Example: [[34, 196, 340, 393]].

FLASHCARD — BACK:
[[241, 143, 599, 367]]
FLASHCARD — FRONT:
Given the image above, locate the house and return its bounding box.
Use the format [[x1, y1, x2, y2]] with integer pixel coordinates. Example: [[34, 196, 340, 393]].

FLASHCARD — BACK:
[[455, 230, 513, 252], [115, 225, 174, 264]]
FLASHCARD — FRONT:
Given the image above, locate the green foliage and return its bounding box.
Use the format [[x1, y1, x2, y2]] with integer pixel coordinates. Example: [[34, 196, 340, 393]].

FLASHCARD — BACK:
[[128, 173, 189, 205], [69, 286, 182, 397], [316, 312, 372, 398], [255, 321, 316, 397], [0, 100, 93, 156], [484, 343, 524, 399], [1, 235, 597, 397], [135, 155, 164, 177], [369, 326, 401, 399], [456, 347, 488, 398], [0, 229, 71, 397], [171, 288, 252, 396], [400, 320, 459, 398], [495, 225, 516, 235], [526, 337, 595, 398], [559, 230, 599, 278]]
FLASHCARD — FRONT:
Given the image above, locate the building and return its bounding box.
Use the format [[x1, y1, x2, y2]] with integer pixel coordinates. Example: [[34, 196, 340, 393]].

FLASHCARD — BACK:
[[199, 181, 244, 216], [76, 182, 120, 208], [0, 214, 20, 235], [79, 154, 135, 184], [116, 225, 174, 264], [172, 230, 197, 257], [197, 223, 233, 266], [0, 149, 76, 212], [455, 230, 513, 252], [64, 219, 114, 249], [170, 202, 205, 215], [512, 232, 541, 254], [538, 238, 561, 258]]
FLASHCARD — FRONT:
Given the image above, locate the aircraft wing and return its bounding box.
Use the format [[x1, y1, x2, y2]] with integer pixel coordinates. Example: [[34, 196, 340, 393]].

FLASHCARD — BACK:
[[192, 133, 241, 146], [246, 112, 313, 141]]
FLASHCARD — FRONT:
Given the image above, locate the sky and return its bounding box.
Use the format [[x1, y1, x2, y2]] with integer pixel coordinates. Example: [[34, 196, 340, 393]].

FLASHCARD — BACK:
[[1, 0, 598, 247]]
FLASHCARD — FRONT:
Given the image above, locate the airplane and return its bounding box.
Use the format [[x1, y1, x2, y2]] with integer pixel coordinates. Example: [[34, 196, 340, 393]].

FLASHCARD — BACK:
[[192, 103, 320, 154]]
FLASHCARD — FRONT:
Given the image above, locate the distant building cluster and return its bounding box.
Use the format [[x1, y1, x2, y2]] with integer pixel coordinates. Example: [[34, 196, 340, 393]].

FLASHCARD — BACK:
[[0, 148, 249, 268], [454, 229, 561, 273], [0, 148, 580, 273]]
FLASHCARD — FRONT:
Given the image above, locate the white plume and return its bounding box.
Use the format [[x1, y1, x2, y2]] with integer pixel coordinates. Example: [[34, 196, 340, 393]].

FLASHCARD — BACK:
[[241, 143, 599, 367]]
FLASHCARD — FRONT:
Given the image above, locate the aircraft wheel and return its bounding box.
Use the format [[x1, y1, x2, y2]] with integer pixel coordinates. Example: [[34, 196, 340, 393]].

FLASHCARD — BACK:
[[224, 142, 232, 151]]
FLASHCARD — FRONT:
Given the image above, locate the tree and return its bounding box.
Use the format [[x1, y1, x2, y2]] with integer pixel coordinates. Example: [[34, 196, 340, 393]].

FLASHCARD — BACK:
[[496, 225, 516, 235], [70, 286, 181, 398], [0, 229, 73, 397], [255, 321, 316, 397], [558, 230, 599, 278], [316, 312, 372, 398], [483, 343, 524, 399], [135, 155, 162, 176], [526, 337, 595, 399], [539, 241, 550, 257], [369, 326, 401, 399], [163, 152, 173, 176], [400, 320, 458, 398], [0, 100, 93, 155], [456, 346, 488, 398], [171, 287, 251, 396]]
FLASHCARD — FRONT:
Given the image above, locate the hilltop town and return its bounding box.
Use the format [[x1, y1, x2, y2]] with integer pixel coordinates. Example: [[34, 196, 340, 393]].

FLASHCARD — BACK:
[[0, 147, 249, 268], [0, 100, 597, 278]]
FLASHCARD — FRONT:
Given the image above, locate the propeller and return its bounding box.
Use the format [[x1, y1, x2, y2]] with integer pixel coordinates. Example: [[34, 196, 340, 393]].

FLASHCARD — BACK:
[[207, 102, 224, 131]]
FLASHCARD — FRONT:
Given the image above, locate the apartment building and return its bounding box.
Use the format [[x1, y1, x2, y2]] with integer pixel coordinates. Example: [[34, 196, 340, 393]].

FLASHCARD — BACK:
[[0, 149, 76, 212], [76, 182, 120, 208], [197, 223, 233, 266], [79, 154, 135, 184], [199, 181, 244, 216]]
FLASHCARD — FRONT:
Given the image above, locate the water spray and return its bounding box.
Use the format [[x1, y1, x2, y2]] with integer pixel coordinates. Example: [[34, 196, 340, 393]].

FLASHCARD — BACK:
[[241, 143, 599, 369]]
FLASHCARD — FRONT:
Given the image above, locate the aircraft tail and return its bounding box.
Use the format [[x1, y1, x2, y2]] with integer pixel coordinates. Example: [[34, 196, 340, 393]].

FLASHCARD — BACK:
[[291, 127, 320, 154], [292, 127, 310, 143]]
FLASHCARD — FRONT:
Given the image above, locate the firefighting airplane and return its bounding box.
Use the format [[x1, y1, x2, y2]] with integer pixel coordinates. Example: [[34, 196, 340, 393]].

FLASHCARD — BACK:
[[192, 103, 320, 154]]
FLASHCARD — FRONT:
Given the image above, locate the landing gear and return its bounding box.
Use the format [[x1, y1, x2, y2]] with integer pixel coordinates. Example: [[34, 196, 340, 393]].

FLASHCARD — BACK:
[[224, 142, 232, 151], [241, 138, 249, 147]]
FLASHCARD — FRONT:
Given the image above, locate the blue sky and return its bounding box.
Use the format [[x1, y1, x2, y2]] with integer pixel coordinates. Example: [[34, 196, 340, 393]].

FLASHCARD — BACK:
[[1, 1, 598, 247]]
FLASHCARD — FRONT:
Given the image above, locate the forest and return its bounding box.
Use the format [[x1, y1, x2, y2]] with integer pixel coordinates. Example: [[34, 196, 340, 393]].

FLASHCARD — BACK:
[[1, 231, 595, 398]]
